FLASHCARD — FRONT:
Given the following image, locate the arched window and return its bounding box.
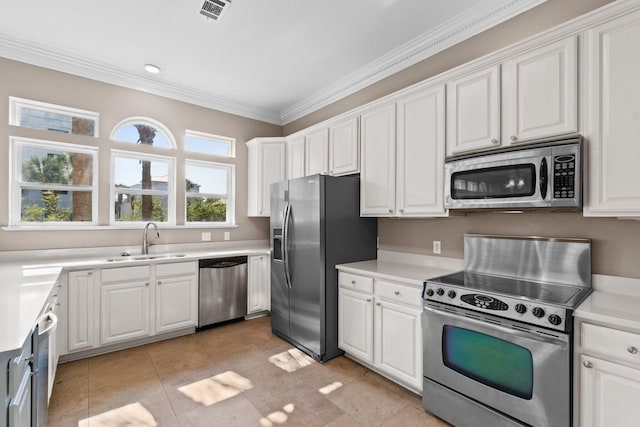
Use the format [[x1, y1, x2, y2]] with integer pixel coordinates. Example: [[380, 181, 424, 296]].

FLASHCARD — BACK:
[[110, 117, 176, 149]]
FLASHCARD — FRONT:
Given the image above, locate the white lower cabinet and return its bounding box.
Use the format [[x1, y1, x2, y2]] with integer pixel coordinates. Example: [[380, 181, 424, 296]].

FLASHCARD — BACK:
[[577, 321, 640, 427], [67, 270, 97, 352], [155, 262, 197, 333], [338, 271, 422, 392], [248, 254, 270, 314], [100, 265, 152, 345]]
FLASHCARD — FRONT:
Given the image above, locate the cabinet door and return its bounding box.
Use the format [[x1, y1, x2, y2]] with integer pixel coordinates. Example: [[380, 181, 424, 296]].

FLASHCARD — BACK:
[[580, 355, 640, 427], [101, 280, 151, 345], [329, 117, 359, 176], [247, 139, 286, 217], [583, 11, 640, 217], [502, 36, 578, 144], [446, 65, 501, 156], [374, 298, 422, 390], [248, 255, 270, 313], [156, 275, 197, 333], [67, 270, 96, 352], [396, 85, 447, 216], [360, 103, 396, 216], [305, 128, 329, 175], [286, 136, 306, 179], [338, 288, 374, 363]]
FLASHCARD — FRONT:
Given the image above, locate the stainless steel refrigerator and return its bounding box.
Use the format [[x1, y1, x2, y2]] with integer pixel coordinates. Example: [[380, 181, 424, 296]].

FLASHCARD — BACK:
[[270, 174, 377, 362]]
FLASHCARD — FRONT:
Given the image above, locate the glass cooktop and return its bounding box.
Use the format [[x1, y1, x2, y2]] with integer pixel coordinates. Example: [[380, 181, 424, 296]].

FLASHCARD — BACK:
[[428, 271, 588, 307]]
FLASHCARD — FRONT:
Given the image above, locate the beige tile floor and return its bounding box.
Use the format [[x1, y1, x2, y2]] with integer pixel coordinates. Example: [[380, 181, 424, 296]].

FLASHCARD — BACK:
[[49, 316, 452, 426]]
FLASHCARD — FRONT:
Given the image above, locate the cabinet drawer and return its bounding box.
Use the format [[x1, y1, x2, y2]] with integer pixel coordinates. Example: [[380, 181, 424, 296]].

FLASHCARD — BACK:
[[582, 322, 640, 365], [101, 265, 151, 283], [156, 261, 197, 278], [375, 280, 422, 308], [339, 272, 373, 294]]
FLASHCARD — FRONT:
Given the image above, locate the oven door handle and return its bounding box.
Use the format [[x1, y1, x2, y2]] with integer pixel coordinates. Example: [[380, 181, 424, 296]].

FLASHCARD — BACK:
[[423, 304, 568, 347]]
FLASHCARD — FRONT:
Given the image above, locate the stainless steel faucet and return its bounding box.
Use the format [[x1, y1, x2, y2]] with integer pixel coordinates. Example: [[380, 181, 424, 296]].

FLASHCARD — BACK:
[[142, 222, 159, 255]]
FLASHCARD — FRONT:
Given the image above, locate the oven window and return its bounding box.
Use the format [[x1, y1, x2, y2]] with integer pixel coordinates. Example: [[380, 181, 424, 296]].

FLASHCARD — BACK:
[[451, 164, 535, 199], [443, 326, 533, 400]]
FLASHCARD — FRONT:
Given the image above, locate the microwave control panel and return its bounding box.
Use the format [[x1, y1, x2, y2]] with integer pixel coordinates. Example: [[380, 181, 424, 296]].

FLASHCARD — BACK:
[[553, 154, 576, 199]]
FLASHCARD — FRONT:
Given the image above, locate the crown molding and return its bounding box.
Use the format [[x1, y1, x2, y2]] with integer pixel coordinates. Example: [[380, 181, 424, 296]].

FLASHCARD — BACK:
[[279, 0, 547, 125], [0, 33, 282, 125]]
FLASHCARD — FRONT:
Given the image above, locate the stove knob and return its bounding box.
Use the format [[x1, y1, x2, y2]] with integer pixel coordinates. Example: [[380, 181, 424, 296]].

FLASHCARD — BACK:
[[548, 314, 562, 326], [447, 290, 457, 299], [515, 304, 527, 314], [426, 289, 434, 297], [532, 307, 545, 318], [436, 288, 445, 296]]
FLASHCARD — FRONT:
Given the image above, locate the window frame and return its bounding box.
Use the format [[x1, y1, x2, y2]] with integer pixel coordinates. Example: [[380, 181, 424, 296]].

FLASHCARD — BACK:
[[185, 159, 235, 226], [110, 149, 176, 225], [184, 130, 236, 158], [9, 136, 99, 227], [110, 116, 177, 149], [9, 96, 100, 137]]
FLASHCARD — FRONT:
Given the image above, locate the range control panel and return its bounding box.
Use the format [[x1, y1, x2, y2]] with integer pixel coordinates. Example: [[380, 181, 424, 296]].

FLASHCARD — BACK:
[[422, 281, 569, 332]]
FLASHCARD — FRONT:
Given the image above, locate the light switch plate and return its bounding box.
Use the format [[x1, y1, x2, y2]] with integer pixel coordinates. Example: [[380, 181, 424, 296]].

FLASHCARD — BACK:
[[201, 232, 211, 241]]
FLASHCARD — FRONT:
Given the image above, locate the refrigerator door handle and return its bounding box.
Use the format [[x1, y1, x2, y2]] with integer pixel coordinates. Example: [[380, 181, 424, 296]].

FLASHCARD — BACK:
[[283, 203, 292, 288]]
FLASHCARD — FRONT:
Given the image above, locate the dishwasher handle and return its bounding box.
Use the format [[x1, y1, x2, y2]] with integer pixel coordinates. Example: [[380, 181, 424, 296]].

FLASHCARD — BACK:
[[199, 256, 247, 269]]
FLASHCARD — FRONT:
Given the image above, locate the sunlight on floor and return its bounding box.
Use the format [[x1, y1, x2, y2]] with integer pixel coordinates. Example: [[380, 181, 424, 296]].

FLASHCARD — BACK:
[[259, 403, 296, 426], [79, 402, 157, 427], [318, 381, 343, 395], [268, 348, 314, 373], [178, 371, 253, 406]]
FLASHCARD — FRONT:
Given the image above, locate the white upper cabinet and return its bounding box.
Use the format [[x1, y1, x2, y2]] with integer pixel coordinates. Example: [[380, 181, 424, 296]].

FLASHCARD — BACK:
[[286, 136, 305, 179], [396, 85, 447, 216], [447, 36, 578, 157], [446, 65, 501, 156], [360, 103, 397, 216], [305, 128, 329, 175], [583, 11, 640, 217], [247, 138, 286, 217], [329, 117, 360, 176], [502, 36, 578, 144]]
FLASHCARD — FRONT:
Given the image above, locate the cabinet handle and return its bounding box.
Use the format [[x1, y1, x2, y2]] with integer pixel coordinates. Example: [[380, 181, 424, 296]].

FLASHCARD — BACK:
[[376, 302, 381, 306], [394, 291, 400, 296], [511, 135, 518, 141], [628, 346, 638, 354], [399, 209, 404, 213], [583, 360, 593, 368], [157, 281, 162, 286], [491, 139, 498, 144], [88, 272, 93, 276], [145, 282, 149, 287], [351, 280, 356, 284], [388, 209, 393, 213], [366, 299, 372, 302]]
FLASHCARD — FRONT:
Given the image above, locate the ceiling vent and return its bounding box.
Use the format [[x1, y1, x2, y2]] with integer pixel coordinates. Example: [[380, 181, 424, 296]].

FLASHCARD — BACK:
[[200, 0, 232, 21]]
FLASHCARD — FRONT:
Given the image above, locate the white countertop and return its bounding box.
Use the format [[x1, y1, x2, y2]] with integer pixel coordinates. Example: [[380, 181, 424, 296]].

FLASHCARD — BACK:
[[0, 240, 269, 355], [336, 259, 458, 287], [574, 274, 640, 332], [0, 263, 62, 354]]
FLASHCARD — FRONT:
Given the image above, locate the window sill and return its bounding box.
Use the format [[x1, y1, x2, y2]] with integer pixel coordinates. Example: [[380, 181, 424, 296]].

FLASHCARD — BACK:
[[1, 224, 240, 231]]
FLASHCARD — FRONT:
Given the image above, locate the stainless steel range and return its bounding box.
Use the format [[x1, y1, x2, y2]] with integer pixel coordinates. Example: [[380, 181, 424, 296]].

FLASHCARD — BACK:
[[422, 235, 591, 427]]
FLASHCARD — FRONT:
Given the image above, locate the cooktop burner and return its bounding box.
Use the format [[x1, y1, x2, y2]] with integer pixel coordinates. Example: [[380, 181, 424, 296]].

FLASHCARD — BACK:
[[428, 271, 587, 307]]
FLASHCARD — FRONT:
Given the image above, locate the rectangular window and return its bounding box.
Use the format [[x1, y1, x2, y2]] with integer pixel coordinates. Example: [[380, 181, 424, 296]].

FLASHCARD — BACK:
[[10, 137, 98, 226], [10, 97, 99, 137], [184, 130, 235, 158], [185, 160, 234, 225], [111, 151, 175, 224]]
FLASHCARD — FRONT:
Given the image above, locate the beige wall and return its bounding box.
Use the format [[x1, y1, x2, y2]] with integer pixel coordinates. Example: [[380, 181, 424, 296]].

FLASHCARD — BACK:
[[0, 57, 279, 251], [282, 0, 640, 280]]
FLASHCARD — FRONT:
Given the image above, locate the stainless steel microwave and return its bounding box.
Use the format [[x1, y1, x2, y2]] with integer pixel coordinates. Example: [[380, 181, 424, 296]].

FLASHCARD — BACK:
[[444, 135, 582, 210]]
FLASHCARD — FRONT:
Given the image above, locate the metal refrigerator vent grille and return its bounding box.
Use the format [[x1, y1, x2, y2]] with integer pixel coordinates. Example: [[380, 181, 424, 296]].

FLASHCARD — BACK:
[[200, 0, 231, 21]]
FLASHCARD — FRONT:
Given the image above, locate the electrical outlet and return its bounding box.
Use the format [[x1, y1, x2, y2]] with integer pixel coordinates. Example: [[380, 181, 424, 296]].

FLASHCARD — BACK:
[[201, 232, 211, 241], [433, 240, 442, 254], [224, 232, 230, 241]]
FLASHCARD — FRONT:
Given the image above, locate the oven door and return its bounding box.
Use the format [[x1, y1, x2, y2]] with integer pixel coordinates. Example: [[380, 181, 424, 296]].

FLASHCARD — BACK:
[[445, 149, 551, 209], [423, 303, 570, 427]]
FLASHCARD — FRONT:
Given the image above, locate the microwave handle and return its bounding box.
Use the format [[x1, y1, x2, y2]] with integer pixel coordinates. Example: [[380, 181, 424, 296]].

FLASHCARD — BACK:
[[539, 157, 548, 200]]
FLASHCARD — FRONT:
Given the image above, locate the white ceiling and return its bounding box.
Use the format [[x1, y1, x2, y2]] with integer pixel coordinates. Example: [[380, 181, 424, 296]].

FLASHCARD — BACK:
[[0, 0, 545, 125]]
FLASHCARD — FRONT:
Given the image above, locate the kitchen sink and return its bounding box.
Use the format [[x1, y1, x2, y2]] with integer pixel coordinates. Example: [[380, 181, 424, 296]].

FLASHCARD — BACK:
[[106, 254, 188, 262]]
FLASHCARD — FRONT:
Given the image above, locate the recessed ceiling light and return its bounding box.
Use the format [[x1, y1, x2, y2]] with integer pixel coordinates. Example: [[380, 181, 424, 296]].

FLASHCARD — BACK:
[[144, 64, 161, 74]]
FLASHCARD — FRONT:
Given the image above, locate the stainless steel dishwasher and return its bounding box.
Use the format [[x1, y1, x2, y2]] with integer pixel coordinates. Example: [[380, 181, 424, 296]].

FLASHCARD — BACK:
[[198, 256, 248, 328]]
